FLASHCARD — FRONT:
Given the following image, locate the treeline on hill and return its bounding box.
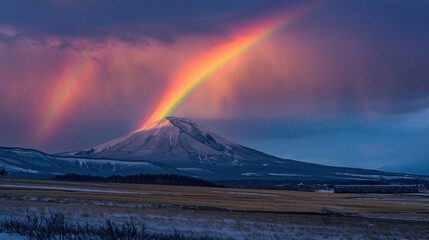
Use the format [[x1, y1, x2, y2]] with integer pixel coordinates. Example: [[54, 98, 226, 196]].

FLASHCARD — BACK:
[[51, 173, 220, 187]]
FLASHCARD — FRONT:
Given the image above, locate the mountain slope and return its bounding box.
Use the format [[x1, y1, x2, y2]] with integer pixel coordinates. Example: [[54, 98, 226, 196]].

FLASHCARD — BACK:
[[60, 116, 425, 181], [66, 117, 266, 166], [1, 116, 426, 182], [0, 147, 177, 177]]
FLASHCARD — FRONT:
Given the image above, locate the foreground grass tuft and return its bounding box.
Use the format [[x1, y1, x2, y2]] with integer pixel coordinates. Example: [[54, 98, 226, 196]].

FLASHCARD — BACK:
[[0, 213, 220, 240]]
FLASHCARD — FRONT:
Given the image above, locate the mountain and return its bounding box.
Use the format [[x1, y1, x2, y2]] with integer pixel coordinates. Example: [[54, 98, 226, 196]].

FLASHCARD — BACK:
[[56, 116, 426, 182], [0, 147, 178, 177], [64, 117, 282, 167], [1, 116, 427, 184], [64, 117, 241, 166]]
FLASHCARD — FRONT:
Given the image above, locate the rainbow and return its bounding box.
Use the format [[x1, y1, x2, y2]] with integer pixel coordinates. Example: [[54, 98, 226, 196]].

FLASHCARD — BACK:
[[139, 3, 320, 128], [35, 54, 97, 143]]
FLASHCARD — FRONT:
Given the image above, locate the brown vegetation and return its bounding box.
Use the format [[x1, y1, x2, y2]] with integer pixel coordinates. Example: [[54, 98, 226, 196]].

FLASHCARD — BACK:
[[0, 179, 429, 239]]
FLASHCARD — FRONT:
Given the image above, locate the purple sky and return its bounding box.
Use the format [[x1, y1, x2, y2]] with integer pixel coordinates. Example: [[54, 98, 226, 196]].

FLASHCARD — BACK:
[[0, 0, 428, 174]]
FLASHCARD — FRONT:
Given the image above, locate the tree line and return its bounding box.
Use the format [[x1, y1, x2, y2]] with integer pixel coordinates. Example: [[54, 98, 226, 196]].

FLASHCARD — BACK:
[[51, 173, 220, 187]]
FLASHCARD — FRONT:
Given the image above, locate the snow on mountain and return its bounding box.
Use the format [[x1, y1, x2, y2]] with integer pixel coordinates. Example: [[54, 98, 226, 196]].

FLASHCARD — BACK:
[[0, 147, 176, 177], [1, 116, 427, 182], [66, 117, 245, 167], [60, 116, 425, 181]]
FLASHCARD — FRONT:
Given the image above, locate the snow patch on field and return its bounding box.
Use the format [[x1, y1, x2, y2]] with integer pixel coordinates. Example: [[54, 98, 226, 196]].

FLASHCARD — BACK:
[[226, 191, 279, 197], [207, 190, 278, 197]]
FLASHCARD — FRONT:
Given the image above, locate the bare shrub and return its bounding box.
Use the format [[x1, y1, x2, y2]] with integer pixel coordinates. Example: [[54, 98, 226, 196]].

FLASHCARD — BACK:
[[0, 213, 219, 240]]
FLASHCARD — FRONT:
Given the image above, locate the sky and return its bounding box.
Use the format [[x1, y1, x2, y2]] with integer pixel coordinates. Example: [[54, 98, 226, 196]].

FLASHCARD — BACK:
[[1, 0, 429, 174]]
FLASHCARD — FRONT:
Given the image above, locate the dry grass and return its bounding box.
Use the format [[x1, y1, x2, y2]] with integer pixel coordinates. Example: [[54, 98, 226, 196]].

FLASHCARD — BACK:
[[1, 179, 429, 239], [0, 178, 428, 215]]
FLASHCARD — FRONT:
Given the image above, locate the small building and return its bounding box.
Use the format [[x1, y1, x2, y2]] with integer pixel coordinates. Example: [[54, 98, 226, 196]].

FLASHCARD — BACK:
[[334, 185, 418, 193]]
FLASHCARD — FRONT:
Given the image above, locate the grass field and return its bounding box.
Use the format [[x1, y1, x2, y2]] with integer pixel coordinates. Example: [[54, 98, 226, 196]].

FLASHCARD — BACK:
[[1, 178, 429, 239]]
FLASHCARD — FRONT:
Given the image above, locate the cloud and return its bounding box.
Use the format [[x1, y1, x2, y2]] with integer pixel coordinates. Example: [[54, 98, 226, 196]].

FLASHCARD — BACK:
[[174, 23, 429, 120], [0, 0, 429, 176], [0, 0, 287, 43], [196, 112, 429, 173]]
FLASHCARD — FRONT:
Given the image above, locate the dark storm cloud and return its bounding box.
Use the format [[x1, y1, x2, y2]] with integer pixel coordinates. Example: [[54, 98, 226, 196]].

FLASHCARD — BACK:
[[0, 0, 288, 42], [164, 0, 429, 119], [198, 112, 429, 174], [197, 116, 393, 140], [317, 0, 429, 111], [1, 0, 429, 174], [2, 0, 429, 102]]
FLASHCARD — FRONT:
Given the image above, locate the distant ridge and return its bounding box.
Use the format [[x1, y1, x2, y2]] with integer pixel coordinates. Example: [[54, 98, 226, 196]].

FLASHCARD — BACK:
[[55, 116, 427, 182], [0, 117, 428, 185]]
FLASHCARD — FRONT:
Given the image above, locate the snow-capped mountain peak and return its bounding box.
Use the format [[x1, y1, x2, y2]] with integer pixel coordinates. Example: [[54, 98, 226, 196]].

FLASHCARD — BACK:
[[3, 116, 426, 182], [68, 116, 236, 166]]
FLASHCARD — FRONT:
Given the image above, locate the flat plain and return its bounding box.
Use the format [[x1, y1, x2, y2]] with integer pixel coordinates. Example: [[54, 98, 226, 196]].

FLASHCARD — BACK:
[[1, 179, 429, 239]]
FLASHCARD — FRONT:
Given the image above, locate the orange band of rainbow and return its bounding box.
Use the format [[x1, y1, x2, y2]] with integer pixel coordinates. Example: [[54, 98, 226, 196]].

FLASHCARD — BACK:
[[140, 3, 320, 128]]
